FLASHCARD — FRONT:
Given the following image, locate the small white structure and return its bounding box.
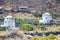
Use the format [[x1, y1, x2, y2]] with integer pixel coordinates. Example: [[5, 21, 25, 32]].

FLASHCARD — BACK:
[[4, 15, 15, 29], [39, 12, 52, 23]]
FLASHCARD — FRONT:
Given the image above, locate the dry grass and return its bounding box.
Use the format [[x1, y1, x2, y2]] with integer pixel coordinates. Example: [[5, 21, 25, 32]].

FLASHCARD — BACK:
[[13, 13, 36, 19], [0, 31, 6, 35], [47, 27, 58, 32]]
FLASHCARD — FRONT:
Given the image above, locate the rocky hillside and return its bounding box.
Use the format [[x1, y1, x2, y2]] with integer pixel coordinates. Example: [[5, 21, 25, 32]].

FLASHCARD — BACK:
[[0, 0, 60, 13]]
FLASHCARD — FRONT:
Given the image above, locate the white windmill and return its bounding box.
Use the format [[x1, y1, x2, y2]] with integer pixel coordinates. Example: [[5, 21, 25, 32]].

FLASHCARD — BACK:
[[39, 12, 52, 23], [4, 15, 15, 29]]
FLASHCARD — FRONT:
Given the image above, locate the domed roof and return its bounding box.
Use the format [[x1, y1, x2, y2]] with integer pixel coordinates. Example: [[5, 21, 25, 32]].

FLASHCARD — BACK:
[[42, 12, 51, 16], [5, 15, 14, 18], [44, 12, 50, 15]]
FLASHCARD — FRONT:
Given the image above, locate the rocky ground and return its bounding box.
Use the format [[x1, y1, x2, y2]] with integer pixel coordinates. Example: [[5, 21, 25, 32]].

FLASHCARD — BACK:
[[0, 29, 32, 40], [0, 0, 60, 13]]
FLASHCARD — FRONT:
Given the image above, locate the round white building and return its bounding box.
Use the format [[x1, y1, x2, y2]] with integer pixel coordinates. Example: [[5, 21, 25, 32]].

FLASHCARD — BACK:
[[39, 12, 52, 23], [4, 15, 15, 29]]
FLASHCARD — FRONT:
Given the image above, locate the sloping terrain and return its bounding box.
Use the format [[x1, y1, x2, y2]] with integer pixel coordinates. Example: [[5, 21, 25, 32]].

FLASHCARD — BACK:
[[0, 0, 60, 13]]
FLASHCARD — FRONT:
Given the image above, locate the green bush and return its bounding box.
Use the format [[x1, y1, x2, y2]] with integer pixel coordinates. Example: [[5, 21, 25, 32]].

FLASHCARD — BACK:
[[0, 26, 7, 31], [36, 22, 40, 26], [33, 11, 42, 17], [57, 26, 60, 31], [19, 24, 34, 31], [32, 35, 41, 40], [47, 34, 58, 40], [16, 18, 23, 23], [32, 35, 58, 40], [52, 14, 57, 19]]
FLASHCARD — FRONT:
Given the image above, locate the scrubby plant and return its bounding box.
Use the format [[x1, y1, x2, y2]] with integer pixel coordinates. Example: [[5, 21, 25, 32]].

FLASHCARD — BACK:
[[36, 22, 40, 26], [33, 11, 42, 18], [57, 34, 60, 40], [46, 34, 58, 40], [41, 35, 47, 40], [57, 26, 60, 31], [0, 26, 7, 31], [34, 27, 39, 32], [32, 35, 41, 40], [16, 18, 23, 23], [15, 18, 23, 27], [19, 24, 34, 31]]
